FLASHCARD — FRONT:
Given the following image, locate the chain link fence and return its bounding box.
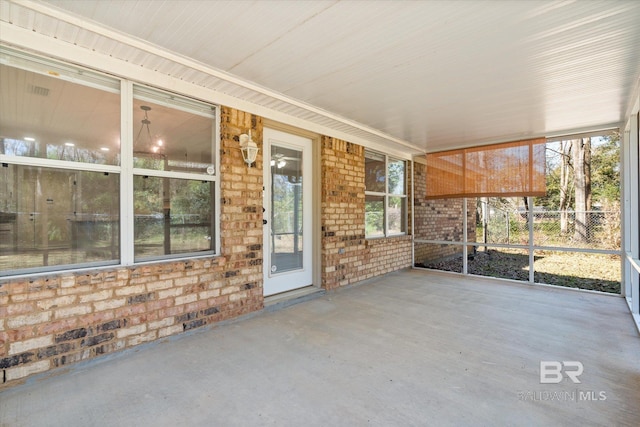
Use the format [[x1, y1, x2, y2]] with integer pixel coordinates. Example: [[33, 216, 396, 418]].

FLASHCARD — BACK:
[[416, 198, 621, 293], [477, 202, 621, 250]]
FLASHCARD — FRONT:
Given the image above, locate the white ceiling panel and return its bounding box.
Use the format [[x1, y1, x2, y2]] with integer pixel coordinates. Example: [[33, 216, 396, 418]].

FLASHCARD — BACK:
[[1, 0, 639, 154]]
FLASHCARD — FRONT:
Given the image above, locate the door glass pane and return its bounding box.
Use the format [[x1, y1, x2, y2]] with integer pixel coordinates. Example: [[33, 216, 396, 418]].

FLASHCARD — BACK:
[[270, 146, 303, 274]]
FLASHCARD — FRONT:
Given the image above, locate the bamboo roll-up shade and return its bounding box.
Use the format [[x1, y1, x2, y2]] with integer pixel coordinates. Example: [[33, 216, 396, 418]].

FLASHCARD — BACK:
[[426, 138, 546, 199]]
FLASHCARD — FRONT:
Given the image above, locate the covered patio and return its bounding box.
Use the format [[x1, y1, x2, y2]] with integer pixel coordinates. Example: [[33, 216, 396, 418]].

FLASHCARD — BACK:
[[1, 1, 640, 419], [2, 269, 638, 426]]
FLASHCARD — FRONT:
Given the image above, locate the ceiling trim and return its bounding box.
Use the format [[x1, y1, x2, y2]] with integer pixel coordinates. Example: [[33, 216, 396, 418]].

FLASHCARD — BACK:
[[424, 123, 621, 154], [545, 126, 620, 143], [4, 0, 424, 157]]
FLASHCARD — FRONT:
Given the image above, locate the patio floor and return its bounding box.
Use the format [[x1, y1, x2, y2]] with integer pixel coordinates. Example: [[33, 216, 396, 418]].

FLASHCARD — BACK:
[[1, 269, 639, 426]]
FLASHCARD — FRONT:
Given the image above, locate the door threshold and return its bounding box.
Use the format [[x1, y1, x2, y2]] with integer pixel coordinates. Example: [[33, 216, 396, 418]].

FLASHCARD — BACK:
[[264, 286, 326, 312]]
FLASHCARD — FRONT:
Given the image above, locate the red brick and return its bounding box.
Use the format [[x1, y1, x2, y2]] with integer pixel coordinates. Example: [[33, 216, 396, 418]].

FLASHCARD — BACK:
[[38, 318, 79, 335]]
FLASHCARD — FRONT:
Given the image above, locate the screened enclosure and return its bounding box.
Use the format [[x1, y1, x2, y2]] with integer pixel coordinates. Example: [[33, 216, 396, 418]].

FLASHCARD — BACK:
[[414, 135, 622, 293]]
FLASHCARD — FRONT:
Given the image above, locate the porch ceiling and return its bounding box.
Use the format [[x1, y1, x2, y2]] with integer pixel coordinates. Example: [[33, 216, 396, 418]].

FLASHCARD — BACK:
[[1, 0, 639, 154]]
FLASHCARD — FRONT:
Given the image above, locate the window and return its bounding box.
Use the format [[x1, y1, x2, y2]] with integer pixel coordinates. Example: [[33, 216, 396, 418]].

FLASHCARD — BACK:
[[364, 150, 407, 237], [0, 48, 218, 276], [0, 58, 121, 276], [132, 86, 216, 262], [0, 164, 120, 274], [0, 60, 121, 166], [134, 176, 214, 259]]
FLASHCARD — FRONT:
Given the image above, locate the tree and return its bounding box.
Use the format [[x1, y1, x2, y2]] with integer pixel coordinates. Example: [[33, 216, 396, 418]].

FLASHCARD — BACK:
[[536, 141, 573, 233], [559, 140, 573, 234], [536, 135, 619, 244], [591, 132, 620, 203], [573, 137, 592, 242]]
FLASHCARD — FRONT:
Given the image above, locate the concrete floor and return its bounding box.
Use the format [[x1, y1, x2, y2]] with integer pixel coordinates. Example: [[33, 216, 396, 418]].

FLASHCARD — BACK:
[[1, 269, 639, 426]]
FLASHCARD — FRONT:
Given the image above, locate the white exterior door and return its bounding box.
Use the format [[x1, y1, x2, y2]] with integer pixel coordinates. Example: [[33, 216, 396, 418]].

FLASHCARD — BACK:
[[263, 128, 313, 296]]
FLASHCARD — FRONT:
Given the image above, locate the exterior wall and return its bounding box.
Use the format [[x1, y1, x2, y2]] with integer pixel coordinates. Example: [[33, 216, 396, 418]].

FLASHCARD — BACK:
[[321, 137, 412, 290], [413, 162, 475, 265], [1, 111, 413, 390], [0, 106, 264, 389]]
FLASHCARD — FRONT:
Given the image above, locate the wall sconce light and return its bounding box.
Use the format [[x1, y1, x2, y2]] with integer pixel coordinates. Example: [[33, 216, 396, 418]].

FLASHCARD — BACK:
[[239, 130, 259, 167]]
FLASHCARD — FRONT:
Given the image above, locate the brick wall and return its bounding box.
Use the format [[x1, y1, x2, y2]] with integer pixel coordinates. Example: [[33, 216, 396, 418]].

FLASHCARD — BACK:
[[413, 161, 475, 265], [321, 137, 412, 290], [219, 106, 264, 300], [1, 113, 416, 389], [0, 106, 264, 389]]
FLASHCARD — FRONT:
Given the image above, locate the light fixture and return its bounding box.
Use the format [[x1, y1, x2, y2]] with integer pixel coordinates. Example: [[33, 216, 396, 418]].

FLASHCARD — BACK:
[[134, 105, 164, 156], [24, 137, 35, 142], [239, 130, 259, 167], [271, 153, 286, 169]]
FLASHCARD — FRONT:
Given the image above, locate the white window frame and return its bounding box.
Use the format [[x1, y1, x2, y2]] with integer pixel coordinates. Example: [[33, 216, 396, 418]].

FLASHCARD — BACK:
[[623, 106, 640, 330], [0, 48, 220, 277], [364, 149, 408, 238], [127, 84, 219, 264]]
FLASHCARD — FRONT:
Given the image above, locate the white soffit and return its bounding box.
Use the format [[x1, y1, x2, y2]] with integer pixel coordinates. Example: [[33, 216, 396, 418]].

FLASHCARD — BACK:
[[1, 0, 640, 154], [0, 0, 421, 158]]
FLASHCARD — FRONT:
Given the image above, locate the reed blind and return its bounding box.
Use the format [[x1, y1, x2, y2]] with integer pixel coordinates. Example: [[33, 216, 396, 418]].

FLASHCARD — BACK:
[[425, 138, 546, 199]]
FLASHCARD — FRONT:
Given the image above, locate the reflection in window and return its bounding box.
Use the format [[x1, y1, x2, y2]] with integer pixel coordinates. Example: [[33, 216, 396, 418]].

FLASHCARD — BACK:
[[0, 164, 120, 275], [134, 176, 214, 260], [270, 146, 303, 274], [388, 196, 406, 234], [365, 195, 385, 237], [0, 63, 121, 165], [0, 50, 219, 276], [133, 93, 214, 174], [388, 159, 405, 195], [365, 151, 385, 193], [364, 150, 407, 237]]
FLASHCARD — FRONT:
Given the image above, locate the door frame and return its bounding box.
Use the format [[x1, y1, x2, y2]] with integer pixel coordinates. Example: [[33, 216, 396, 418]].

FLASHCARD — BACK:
[[262, 122, 320, 296]]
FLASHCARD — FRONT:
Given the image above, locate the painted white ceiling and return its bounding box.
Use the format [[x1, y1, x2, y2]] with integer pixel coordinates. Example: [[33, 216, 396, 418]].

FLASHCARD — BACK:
[[1, 0, 639, 154]]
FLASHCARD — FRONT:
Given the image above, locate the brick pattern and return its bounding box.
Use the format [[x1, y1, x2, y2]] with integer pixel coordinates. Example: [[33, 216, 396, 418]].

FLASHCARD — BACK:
[[321, 137, 412, 289], [1, 112, 417, 389], [219, 106, 264, 295], [0, 106, 264, 389], [413, 162, 476, 264]]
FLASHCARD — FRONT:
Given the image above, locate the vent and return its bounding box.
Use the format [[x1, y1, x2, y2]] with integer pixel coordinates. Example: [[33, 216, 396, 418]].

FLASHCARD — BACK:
[[28, 85, 50, 96]]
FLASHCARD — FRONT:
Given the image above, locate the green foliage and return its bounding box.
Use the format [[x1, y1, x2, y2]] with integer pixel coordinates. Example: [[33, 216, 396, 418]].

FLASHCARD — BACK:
[[365, 199, 384, 236], [134, 176, 162, 215], [540, 135, 620, 209], [171, 180, 212, 218], [47, 222, 64, 242], [271, 174, 302, 234], [591, 133, 620, 203], [387, 160, 405, 194]]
